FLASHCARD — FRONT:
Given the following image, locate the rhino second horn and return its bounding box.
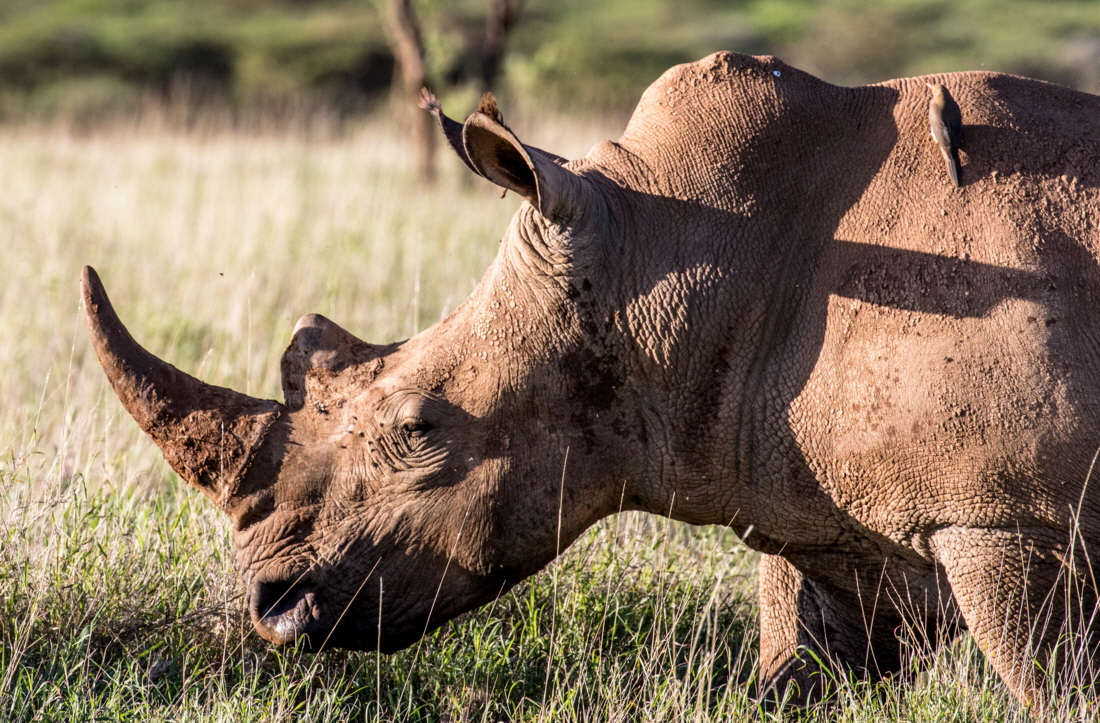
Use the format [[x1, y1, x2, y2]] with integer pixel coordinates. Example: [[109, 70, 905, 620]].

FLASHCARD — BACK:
[[81, 266, 282, 507]]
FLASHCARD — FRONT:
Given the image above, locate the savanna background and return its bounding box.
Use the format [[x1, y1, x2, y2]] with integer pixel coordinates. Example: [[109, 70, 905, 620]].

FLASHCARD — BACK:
[[3, 1, 1100, 720]]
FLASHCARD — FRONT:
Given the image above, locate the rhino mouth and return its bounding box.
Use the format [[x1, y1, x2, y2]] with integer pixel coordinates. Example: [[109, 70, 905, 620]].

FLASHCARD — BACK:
[[246, 572, 485, 653], [246, 573, 423, 652], [248, 574, 331, 647]]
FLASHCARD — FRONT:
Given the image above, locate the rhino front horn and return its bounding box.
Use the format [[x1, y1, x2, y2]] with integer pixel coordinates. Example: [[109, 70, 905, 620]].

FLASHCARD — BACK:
[[81, 266, 282, 507]]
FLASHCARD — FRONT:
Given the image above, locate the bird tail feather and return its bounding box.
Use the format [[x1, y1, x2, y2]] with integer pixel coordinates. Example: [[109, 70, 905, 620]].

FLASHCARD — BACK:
[[948, 149, 961, 187], [940, 145, 961, 188]]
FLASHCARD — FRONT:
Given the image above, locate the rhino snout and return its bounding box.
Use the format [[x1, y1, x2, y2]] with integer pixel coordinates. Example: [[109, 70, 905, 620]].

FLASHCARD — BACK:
[[248, 573, 325, 646]]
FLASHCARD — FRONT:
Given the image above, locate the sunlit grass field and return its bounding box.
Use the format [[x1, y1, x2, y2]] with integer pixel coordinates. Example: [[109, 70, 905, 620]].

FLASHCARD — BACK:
[[0, 115, 1032, 720]]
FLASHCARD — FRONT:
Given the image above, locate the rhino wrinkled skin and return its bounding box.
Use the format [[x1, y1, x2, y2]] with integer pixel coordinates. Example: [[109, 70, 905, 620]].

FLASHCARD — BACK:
[[84, 53, 1100, 707]]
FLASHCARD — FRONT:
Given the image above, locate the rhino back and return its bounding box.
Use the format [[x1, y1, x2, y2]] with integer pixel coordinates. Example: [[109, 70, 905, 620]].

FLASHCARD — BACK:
[[582, 52, 1100, 553], [793, 72, 1100, 547]]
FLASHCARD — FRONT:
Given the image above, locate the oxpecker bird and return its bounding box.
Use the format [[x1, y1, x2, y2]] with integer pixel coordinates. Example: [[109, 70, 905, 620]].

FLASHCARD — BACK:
[[927, 82, 963, 187]]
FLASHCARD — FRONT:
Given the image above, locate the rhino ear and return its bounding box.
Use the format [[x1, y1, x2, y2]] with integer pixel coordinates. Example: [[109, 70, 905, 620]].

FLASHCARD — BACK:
[[461, 112, 584, 222]]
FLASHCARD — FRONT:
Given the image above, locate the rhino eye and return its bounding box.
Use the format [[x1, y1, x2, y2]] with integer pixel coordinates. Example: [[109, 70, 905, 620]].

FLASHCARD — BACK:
[[402, 420, 432, 439]]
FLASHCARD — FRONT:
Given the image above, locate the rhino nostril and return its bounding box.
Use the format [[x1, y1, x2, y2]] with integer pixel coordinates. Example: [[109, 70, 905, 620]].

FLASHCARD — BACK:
[[250, 577, 312, 622]]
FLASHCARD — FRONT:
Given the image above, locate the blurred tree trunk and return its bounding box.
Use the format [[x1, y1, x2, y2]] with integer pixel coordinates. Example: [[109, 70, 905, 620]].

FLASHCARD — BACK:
[[384, 0, 436, 184], [481, 0, 522, 93]]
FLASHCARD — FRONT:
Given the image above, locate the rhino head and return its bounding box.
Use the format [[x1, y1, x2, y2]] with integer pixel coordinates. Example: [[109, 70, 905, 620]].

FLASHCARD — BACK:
[[83, 105, 649, 652]]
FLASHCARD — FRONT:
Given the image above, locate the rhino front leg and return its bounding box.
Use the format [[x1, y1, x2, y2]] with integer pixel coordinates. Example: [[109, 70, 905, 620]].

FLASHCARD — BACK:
[[932, 526, 1100, 710], [758, 553, 826, 705], [758, 554, 903, 706]]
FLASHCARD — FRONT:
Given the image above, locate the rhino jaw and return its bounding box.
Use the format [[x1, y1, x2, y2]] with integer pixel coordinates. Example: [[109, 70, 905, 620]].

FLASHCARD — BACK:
[[81, 266, 283, 508]]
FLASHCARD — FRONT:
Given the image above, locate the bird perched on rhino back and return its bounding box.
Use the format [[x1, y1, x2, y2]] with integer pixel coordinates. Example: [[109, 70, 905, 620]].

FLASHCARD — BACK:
[[927, 82, 963, 187]]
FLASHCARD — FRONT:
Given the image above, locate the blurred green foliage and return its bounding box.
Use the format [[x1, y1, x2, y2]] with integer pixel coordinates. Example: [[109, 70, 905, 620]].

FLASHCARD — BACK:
[[0, 0, 391, 119], [0, 0, 1098, 120]]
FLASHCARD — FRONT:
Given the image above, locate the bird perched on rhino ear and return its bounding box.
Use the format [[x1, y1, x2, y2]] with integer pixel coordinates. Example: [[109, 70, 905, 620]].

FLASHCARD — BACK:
[[927, 82, 963, 187]]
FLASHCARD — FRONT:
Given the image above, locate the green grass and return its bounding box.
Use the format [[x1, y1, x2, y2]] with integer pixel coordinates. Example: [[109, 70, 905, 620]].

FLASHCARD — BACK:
[[0, 113, 1041, 721]]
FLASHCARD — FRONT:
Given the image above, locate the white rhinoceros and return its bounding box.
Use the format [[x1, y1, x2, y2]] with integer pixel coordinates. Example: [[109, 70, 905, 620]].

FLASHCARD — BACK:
[[83, 52, 1100, 707]]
